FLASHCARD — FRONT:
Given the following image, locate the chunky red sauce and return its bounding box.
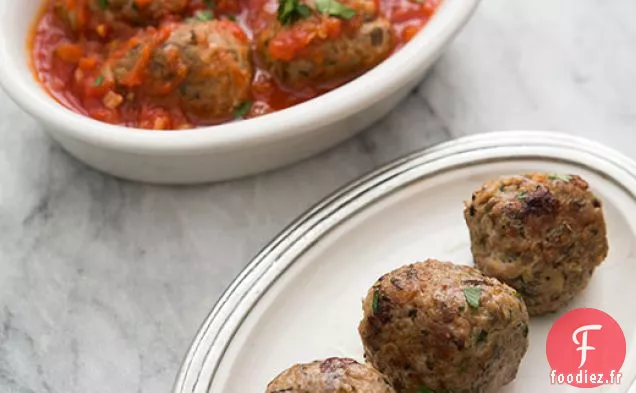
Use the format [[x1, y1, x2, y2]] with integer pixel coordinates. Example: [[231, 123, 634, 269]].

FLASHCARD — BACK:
[[30, 0, 441, 130]]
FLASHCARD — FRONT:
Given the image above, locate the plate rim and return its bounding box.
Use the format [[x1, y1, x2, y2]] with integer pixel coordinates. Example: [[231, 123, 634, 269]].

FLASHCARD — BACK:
[[172, 130, 636, 393]]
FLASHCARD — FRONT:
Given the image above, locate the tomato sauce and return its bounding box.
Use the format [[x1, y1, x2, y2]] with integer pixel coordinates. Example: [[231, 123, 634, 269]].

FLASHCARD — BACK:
[[30, 0, 441, 130]]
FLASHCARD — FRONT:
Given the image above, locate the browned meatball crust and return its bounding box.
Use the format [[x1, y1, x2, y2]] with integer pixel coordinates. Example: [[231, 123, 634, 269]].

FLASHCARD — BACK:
[[266, 358, 395, 393], [464, 173, 609, 316], [359, 260, 529, 393]]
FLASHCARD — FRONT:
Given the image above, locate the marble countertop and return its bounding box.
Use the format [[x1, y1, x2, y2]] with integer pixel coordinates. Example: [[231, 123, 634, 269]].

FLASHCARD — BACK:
[[2, 0, 636, 391]]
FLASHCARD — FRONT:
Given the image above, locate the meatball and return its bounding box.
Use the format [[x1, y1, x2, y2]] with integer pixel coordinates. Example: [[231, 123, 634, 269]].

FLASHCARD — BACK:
[[159, 20, 253, 118], [102, 0, 240, 22], [111, 20, 253, 120], [464, 173, 609, 316], [254, 0, 394, 87], [359, 260, 529, 393], [97, 0, 189, 24], [266, 358, 395, 393], [53, 0, 190, 33]]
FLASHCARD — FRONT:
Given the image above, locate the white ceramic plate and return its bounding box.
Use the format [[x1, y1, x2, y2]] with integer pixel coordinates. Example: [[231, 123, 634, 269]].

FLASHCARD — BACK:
[[174, 131, 636, 393]]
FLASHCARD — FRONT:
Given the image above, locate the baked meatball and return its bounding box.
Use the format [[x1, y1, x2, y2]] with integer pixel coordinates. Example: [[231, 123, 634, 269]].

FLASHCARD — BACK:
[[97, 0, 189, 24], [111, 20, 253, 119], [359, 260, 529, 393], [464, 173, 609, 316], [266, 358, 395, 393], [53, 0, 190, 32], [51, 0, 186, 36], [254, 0, 394, 88], [100, 0, 241, 22]]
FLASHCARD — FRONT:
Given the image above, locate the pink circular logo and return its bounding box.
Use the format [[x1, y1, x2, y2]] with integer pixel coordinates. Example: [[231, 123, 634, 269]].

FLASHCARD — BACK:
[[546, 308, 626, 388]]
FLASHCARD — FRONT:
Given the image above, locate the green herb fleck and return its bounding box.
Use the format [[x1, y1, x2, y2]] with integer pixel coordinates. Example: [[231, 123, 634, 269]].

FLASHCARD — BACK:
[[277, 0, 312, 25], [97, 0, 108, 11], [93, 75, 104, 86], [186, 10, 215, 22], [233, 101, 252, 118], [390, 277, 404, 289], [457, 306, 465, 313], [315, 0, 356, 19], [297, 4, 311, 17], [194, 9, 214, 20], [499, 184, 506, 192], [372, 289, 380, 314], [517, 190, 528, 201], [514, 290, 523, 300], [477, 330, 488, 343], [548, 173, 572, 182], [205, 0, 215, 8], [228, 14, 237, 21], [418, 387, 434, 393], [463, 287, 482, 309]]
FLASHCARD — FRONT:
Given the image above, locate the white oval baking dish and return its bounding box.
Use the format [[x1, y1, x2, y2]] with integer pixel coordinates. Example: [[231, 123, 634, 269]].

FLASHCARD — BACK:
[[0, 0, 479, 183]]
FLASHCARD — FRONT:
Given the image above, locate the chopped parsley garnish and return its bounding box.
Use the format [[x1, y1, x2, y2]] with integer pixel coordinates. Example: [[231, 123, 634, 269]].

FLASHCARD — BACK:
[[517, 190, 528, 201], [97, 0, 108, 11], [372, 289, 380, 314], [233, 101, 252, 118], [463, 287, 482, 309], [93, 75, 104, 86], [277, 0, 311, 25], [194, 10, 214, 20], [315, 0, 356, 19], [205, 0, 215, 8], [186, 9, 214, 22], [514, 290, 523, 299], [228, 14, 237, 21], [548, 173, 572, 182]]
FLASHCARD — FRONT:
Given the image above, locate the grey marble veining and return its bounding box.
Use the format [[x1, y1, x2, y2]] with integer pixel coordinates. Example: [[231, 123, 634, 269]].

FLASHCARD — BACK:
[[1, 0, 636, 392]]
